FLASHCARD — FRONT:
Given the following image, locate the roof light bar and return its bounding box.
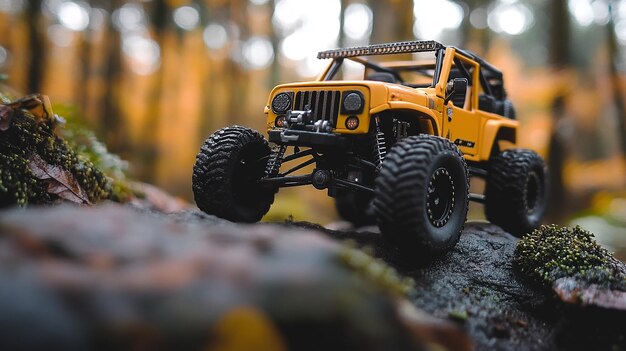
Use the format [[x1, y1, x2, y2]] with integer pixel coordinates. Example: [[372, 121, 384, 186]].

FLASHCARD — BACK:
[[317, 40, 444, 59]]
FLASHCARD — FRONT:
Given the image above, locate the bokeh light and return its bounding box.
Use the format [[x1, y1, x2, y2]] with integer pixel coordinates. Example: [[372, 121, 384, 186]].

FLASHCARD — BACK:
[[203, 23, 229, 50], [173, 5, 200, 31], [112, 3, 146, 33], [57, 1, 90, 32], [413, 0, 464, 39], [569, 0, 594, 26], [343, 3, 373, 41], [470, 7, 488, 29], [487, 1, 533, 36], [242, 36, 274, 69], [47, 24, 75, 47], [273, 0, 341, 76], [249, 0, 270, 5], [88, 8, 107, 31], [122, 35, 161, 75]]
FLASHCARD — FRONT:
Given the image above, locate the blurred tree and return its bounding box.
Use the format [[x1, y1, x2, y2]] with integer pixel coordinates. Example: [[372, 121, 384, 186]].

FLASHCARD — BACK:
[[100, 0, 127, 153], [463, 0, 490, 52], [607, 0, 626, 158], [370, 0, 414, 43], [546, 0, 572, 221], [549, 0, 571, 68], [24, 0, 45, 94], [226, 0, 248, 125], [140, 0, 172, 182]]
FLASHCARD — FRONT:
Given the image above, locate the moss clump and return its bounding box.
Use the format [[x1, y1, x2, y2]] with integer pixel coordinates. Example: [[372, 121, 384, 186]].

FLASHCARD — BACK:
[[0, 95, 113, 206], [514, 225, 626, 291]]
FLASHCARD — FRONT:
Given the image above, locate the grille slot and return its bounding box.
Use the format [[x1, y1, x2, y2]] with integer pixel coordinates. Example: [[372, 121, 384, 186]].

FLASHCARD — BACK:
[[294, 90, 341, 127]]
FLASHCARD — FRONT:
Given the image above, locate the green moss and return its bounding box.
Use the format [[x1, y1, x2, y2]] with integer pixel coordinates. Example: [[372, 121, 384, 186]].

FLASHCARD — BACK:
[[0, 101, 113, 206], [513, 225, 626, 291], [448, 309, 468, 322]]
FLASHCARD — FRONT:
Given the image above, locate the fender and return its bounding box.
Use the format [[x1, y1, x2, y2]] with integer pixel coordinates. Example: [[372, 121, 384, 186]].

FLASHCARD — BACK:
[[370, 102, 442, 136], [479, 119, 518, 160]]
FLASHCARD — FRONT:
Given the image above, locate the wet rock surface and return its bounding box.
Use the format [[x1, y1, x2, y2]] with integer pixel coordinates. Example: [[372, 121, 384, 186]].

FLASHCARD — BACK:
[[293, 221, 626, 351], [1, 204, 624, 350], [0, 204, 470, 351]]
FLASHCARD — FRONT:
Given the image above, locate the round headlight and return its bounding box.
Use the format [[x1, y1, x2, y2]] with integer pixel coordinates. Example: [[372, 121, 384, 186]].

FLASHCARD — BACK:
[[345, 116, 359, 130], [272, 92, 292, 113], [343, 92, 363, 113]]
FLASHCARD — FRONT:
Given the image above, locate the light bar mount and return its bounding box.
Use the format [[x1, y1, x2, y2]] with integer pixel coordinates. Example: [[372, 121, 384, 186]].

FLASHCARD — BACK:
[[317, 40, 444, 59]]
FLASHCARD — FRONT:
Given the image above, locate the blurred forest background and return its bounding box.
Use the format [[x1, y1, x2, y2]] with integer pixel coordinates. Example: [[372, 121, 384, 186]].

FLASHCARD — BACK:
[[0, 0, 625, 256]]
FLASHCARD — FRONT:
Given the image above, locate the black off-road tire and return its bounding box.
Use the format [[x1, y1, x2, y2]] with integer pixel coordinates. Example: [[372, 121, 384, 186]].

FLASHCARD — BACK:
[[192, 126, 275, 223], [485, 149, 548, 237], [335, 190, 375, 227], [373, 135, 469, 255]]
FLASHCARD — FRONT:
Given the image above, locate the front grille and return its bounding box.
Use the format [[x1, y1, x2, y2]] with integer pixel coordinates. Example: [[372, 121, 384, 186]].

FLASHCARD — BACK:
[[294, 90, 341, 127]]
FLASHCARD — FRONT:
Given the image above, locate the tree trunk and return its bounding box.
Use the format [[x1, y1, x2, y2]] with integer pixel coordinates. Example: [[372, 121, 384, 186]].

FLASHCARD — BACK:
[[549, 0, 570, 67], [77, 28, 92, 117], [138, 0, 170, 182], [370, 0, 413, 44], [100, 0, 126, 153], [608, 1, 626, 158], [25, 0, 45, 93], [227, 0, 248, 125], [545, 0, 571, 221]]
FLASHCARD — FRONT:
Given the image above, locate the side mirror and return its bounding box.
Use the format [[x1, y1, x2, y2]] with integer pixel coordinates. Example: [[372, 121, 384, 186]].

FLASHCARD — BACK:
[[444, 78, 468, 106]]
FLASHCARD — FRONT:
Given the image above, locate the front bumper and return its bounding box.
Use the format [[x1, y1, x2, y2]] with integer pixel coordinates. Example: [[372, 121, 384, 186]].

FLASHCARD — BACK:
[[268, 129, 348, 147]]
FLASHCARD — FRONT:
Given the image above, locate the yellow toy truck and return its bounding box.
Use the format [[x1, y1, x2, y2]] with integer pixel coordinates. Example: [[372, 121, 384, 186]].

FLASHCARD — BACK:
[[192, 40, 548, 254]]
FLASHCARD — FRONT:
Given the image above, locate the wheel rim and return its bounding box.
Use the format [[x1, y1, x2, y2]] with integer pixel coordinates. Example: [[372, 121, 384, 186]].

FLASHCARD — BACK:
[[525, 171, 540, 214], [427, 167, 455, 228]]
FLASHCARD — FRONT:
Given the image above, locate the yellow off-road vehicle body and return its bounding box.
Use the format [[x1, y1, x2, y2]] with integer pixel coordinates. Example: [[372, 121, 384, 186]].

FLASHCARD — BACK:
[[193, 40, 548, 252], [264, 41, 517, 163]]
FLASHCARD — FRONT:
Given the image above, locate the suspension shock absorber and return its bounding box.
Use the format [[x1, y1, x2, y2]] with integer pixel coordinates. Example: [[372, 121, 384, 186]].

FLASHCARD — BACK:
[[372, 116, 386, 169], [265, 144, 287, 177]]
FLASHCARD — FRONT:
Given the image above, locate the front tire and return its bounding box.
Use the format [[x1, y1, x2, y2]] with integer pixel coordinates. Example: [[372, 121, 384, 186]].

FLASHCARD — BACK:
[[192, 126, 275, 222], [373, 135, 469, 255], [485, 149, 548, 237]]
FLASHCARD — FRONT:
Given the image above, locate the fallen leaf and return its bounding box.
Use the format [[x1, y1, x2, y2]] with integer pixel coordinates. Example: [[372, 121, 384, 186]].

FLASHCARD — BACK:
[[7, 94, 57, 126], [0, 104, 12, 131], [28, 153, 92, 205], [554, 277, 626, 310]]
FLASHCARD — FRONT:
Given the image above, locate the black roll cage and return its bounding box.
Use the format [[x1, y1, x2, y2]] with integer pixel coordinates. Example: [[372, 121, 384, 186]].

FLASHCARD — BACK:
[[319, 40, 505, 100]]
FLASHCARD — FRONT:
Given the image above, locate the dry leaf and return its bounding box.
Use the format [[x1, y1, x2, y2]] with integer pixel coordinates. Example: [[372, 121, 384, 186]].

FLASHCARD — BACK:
[[0, 104, 12, 131], [28, 153, 92, 205], [6, 94, 58, 125], [554, 277, 626, 310]]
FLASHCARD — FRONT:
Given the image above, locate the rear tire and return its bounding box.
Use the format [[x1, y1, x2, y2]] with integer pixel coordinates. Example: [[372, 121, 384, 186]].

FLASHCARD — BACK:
[[335, 190, 375, 227], [373, 135, 469, 255], [192, 126, 275, 223], [485, 149, 548, 237]]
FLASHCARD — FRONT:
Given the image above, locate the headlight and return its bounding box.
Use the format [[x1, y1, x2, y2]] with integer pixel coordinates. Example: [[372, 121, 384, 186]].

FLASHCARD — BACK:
[[345, 116, 359, 130], [342, 91, 364, 113], [272, 92, 292, 113]]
